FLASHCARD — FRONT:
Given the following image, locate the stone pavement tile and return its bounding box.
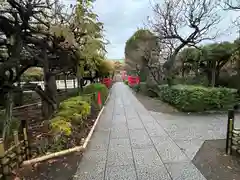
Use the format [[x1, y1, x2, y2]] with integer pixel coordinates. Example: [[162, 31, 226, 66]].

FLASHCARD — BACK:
[[110, 127, 129, 139], [165, 161, 206, 180], [73, 161, 105, 180], [144, 121, 169, 137], [174, 139, 205, 160], [109, 138, 131, 150], [136, 165, 171, 180], [152, 136, 188, 163], [82, 149, 107, 164], [87, 130, 110, 151], [107, 146, 133, 166], [127, 119, 144, 130], [166, 127, 205, 141], [112, 115, 127, 124], [139, 114, 156, 123], [73, 150, 106, 180], [129, 129, 153, 149], [105, 165, 137, 180], [132, 147, 163, 166]]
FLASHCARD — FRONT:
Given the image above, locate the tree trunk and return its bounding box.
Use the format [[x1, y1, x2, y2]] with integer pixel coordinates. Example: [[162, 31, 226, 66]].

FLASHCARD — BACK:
[[3, 90, 14, 141], [210, 61, 216, 87], [42, 48, 57, 119], [73, 78, 76, 88], [42, 74, 57, 119], [64, 74, 67, 91]]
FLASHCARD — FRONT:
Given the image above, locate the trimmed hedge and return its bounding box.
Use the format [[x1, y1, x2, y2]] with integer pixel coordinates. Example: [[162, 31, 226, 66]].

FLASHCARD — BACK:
[[158, 85, 239, 112]]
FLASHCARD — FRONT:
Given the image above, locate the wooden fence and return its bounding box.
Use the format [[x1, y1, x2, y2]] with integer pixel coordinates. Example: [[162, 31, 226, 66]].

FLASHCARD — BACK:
[[0, 120, 30, 179], [226, 109, 240, 155]]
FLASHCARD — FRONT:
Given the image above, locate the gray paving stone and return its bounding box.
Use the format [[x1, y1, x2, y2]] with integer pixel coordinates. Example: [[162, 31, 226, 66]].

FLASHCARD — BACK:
[[165, 161, 206, 180], [109, 138, 131, 150], [144, 121, 169, 137], [139, 114, 156, 123], [152, 136, 188, 163], [107, 147, 133, 166], [174, 139, 204, 160], [110, 127, 129, 139], [136, 165, 171, 180], [127, 119, 144, 130], [129, 129, 153, 149], [87, 130, 110, 151], [82, 150, 107, 164], [73, 161, 105, 180], [105, 165, 137, 180], [133, 147, 163, 166]]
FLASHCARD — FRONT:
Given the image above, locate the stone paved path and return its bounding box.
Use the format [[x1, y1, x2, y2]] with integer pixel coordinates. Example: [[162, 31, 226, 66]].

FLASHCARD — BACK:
[[73, 82, 206, 180]]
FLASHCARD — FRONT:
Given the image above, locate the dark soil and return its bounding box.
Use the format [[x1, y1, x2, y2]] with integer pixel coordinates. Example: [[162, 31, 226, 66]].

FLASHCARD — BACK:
[[192, 139, 240, 180], [135, 92, 178, 113], [17, 151, 83, 180]]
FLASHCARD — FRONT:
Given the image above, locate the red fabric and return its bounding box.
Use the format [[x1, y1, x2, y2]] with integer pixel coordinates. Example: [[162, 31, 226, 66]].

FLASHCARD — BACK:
[[128, 76, 140, 86], [102, 78, 112, 88], [97, 91, 102, 106]]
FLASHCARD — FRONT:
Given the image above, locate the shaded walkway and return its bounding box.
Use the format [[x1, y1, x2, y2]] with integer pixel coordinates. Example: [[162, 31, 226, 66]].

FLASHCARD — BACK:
[[73, 82, 206, 180]]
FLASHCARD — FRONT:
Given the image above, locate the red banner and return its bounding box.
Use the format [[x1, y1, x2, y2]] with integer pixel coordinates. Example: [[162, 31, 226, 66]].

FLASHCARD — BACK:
[[128, 76, 140, 86], [102, 78, 112, 88]]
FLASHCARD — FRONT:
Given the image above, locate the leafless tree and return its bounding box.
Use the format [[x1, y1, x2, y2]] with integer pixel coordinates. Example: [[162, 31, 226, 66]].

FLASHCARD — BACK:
[[148, 0, 222, 85]]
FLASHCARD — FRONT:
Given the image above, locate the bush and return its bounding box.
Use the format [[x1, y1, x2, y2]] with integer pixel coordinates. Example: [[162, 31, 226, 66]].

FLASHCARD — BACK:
[[83, 83, 109, 106], [158, 84, 239, 112], [49, 96, 90, 138], [124, 80, 128, 85], [132, 84, 140, 92]]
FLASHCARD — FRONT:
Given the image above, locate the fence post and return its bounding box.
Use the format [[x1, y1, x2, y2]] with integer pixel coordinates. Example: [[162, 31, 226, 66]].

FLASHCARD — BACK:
[[226, 109, 235, 155], [13, 131, 21, 166], [0, 138, 7, 179], [21, 120, 30, 159]]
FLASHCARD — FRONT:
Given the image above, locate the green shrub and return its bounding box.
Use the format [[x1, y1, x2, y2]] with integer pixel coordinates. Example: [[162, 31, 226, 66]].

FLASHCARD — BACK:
[[132, 84, 140, 92], [49, 96, 91, 141], [158, 84, 239, 112], [83, 83, 109, 106], [124, 80, 128, 85], [50, 116, 72, 136], [58, 96, 90, 124]]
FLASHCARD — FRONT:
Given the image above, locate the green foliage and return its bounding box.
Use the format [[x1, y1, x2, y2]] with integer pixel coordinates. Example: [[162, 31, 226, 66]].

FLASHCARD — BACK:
[[21, 67, 43, 82], [50, 116, 72, 136], [49, 96, 90, 138], [132, 84, 140, 92], [83, 83, 109, 106], [158, 85, 239, 112], [124, 80, 128, 85]]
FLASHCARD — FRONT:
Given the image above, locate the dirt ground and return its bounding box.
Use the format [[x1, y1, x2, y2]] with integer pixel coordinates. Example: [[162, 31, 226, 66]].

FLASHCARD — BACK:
[[17, 152, 82, 180], [193, 140, 240, 180]]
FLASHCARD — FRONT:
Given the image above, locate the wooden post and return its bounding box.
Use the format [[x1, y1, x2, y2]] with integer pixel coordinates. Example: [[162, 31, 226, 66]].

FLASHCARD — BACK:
[[0, 138, 7, 179], [226, 109, 235, 155], [21, 120, 30, 159], [13, 131, 21, 165]]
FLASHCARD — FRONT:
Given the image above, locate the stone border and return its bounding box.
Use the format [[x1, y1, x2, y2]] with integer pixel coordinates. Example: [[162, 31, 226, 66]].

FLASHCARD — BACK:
[[22, 92, 111, 166]]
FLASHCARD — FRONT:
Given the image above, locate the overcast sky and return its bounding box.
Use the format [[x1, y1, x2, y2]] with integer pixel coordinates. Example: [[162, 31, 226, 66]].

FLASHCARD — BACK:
[[64, 0, 239, 60]]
